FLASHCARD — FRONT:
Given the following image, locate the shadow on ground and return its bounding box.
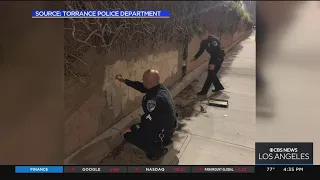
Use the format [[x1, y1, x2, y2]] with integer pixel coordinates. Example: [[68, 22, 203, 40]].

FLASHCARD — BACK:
[[219, 44, 244, 76], [99, 132, 191, 165]]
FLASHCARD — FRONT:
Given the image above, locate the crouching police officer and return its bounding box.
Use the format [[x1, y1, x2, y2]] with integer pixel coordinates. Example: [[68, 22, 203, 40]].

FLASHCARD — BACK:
[[115, 69, 177, 160]]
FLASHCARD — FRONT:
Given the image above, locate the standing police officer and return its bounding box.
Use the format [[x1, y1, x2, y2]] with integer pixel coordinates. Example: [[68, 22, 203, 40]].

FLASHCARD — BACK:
[[115, 69, 177, 160], [191, 31, 225, 95]]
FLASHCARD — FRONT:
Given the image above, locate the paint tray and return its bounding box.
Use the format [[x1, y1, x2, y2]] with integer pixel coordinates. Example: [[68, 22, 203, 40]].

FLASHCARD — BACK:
[[208, 98, 229, 108]]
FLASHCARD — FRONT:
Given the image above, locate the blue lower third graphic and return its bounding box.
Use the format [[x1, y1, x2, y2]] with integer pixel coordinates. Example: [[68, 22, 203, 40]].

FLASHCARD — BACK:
[[15, 166, 63, 173]]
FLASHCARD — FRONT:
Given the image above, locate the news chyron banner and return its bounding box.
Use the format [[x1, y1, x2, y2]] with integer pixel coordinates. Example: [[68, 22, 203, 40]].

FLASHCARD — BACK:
[[255, 142, 313, 165], [31, 10, 170, 18]]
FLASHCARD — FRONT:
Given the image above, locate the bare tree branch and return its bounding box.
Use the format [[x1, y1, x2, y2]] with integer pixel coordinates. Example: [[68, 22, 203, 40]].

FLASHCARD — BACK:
[[64, 1, 253, 84]]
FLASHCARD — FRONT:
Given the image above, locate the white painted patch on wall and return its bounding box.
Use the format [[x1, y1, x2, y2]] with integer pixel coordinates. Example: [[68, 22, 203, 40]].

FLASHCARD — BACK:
[[102, 50, 179, 118]]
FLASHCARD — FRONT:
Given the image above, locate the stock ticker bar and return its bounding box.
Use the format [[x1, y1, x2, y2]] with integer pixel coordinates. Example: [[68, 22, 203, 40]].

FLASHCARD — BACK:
[[8, 165, 320, 174], [126, 166, 254, 173], [64, 166, 254, 173], [12, 165, 255, 174]]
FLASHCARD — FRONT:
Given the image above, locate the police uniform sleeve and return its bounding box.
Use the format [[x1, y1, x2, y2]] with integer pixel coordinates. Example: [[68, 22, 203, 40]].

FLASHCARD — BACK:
[[194, 41, 206, 60], [139, 96, 167, 140], [124, 79, 148, 93]]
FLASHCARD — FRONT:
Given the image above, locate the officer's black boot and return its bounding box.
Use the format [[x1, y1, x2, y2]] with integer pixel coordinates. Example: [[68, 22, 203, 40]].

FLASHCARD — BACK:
[[197, 70, 213, 95], [212, 79, 224, 92], [211, 64, 224, 92], [197, 91, 207, 96], [212, 85, 224, 92]]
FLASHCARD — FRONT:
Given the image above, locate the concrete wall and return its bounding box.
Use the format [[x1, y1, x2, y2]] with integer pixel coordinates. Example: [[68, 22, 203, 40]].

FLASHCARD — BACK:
[[64, 30, 250, 158], [65, 44, 183, 157]]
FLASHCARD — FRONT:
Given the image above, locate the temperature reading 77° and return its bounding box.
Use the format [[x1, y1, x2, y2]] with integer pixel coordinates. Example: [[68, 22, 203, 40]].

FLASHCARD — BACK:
[[267, 167, 275, 172]]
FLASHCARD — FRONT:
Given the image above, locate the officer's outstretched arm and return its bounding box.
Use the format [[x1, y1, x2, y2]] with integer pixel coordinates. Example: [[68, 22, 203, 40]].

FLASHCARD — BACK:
[[194, 41, 206, 60], [140, 97, 166, 140], [124, 79, 148, 93]]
